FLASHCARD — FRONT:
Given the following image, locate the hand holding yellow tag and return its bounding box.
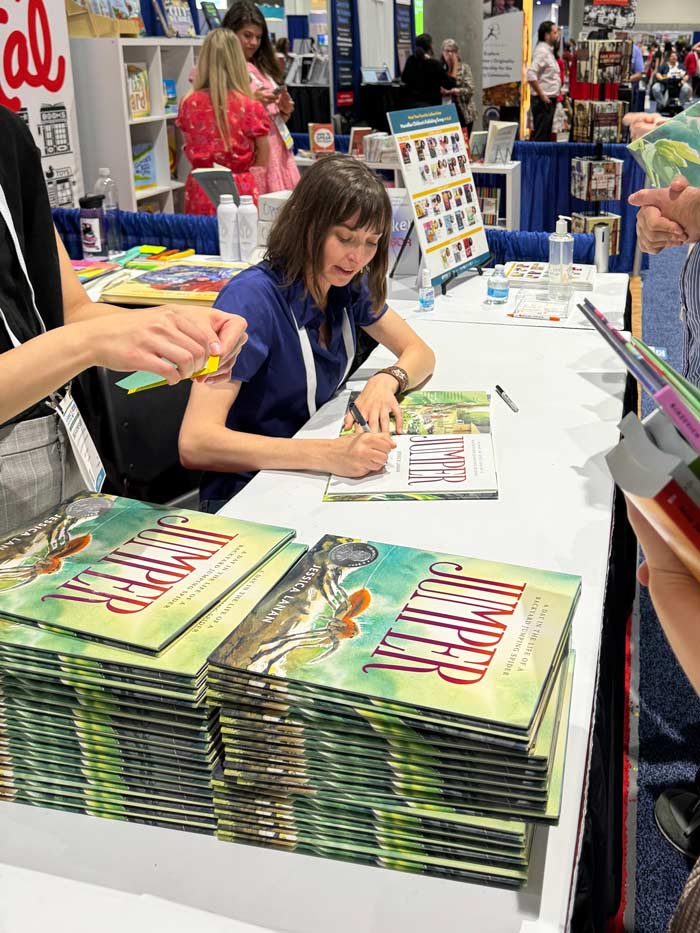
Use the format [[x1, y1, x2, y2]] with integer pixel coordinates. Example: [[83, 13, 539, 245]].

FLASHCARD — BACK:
[[116, 356, 220, 394]]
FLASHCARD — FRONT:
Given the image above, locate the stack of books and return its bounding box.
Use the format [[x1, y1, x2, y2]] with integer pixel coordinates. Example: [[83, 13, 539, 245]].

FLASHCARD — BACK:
[[0, 495, 298, 833], [571, 211, 621, 256], [362, 132, 397, 163], [207, 535, 581, 886], [580, 298, 700, 583], [99, 258, 248, 306], [571, 157, 623, 202]]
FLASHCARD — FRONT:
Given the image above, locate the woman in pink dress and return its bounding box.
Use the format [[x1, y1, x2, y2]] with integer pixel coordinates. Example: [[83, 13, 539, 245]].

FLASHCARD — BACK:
[[177, 29, 270, 215], [223, 1, 301, 195]]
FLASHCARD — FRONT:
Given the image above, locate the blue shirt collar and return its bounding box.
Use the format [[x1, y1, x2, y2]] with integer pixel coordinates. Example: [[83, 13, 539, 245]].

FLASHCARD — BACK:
[[261, 261, 352, 329]]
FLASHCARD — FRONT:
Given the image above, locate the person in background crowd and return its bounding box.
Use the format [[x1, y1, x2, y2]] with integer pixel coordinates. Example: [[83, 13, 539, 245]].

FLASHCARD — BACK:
[[0, 106, 248, 532], [223, 1, 300, 194], [275, 36, 292, 72], [526, 21, 561, 142], [401, 34, 456, 108], [684, 40, 700, 98], [177, 29, 270, 214], [629, 41, 645, 113], [178, 156, 435, 512], [652, 50, 692, 110], [440, 39, 476, 136]]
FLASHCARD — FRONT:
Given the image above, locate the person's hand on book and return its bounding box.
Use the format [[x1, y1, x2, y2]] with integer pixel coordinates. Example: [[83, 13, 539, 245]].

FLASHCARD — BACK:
[[629, 176, 698, 253], [626, 499, 700, 691], [329, 428, 396, 478], [622, 111, 668, 141], [343, 374, 404, 434]]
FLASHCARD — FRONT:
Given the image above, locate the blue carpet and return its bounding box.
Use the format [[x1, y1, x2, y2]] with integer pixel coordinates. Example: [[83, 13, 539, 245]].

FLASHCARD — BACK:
[[634, 247, 700, 932]]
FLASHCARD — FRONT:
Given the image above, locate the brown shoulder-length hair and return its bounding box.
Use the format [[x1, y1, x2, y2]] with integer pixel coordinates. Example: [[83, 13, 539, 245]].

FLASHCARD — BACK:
[[222, 1, 283, 84], [265, 155, 392, 313]]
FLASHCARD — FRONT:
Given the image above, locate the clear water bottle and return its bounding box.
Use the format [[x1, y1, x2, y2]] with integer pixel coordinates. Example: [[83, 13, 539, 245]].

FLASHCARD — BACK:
[[484, 264, 509, 305], [217, 194, 240, 261], [237, 195, 258, 263], [418, 267, 435, 311], [93, 167, 123, 256]]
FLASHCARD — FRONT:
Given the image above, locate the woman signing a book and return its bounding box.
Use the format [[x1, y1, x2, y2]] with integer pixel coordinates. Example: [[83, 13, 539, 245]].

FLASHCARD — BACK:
[[0, 106, 247, 534], [222, 0, 301, 195], [179, 156, 435, 512], [177, 28, 271, 213]]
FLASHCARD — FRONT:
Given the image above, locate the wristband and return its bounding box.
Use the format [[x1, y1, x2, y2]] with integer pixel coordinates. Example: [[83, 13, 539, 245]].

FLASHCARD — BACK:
[[375, 365, 409, 395]]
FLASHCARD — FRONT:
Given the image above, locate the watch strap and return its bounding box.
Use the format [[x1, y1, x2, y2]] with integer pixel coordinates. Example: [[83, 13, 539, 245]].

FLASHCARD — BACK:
[[376, 365, 409, 395]]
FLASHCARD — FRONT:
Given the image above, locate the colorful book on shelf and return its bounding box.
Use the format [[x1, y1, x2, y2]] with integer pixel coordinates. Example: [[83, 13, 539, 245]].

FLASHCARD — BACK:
[[477, 186, 501, 226], [200, 1, 222, 28], [578, 298, 700, 453], [125, 62, 151, 120], [308, 123, 335, 154], [99, 258, 248, 306], [348, 126, 373, 157], [503, 261, 596, 291], [0, 493, 295, 655], [110, 0, 145, 33], [324, 391, 498, 501], [163, 78, 178, 115], [131, 142, 157, 190], [157, 0, 197, 37], [468, 131, 487, 163], [627, 101, 700, 188]]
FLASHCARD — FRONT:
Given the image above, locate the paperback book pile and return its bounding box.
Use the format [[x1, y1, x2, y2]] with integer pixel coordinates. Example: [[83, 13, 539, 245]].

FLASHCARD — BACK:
[[579, 299, 700, 583], [325, 391, 498, 501], [0, 494, 298, 833], [362, 132, 398, 163], [207, 535, 581, 886]]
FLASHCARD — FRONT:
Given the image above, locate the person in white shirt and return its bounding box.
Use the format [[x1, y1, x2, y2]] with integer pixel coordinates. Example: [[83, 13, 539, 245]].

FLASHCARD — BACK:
[[526, 20, 561, 142]]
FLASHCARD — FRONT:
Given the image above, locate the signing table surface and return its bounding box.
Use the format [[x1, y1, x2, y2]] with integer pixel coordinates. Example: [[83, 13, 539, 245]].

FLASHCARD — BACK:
[[0, 277, 629, 933]]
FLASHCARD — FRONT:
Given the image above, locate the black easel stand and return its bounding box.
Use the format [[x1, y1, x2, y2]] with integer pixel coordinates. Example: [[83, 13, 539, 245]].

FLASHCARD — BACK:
[[389, 220, 414, 279]]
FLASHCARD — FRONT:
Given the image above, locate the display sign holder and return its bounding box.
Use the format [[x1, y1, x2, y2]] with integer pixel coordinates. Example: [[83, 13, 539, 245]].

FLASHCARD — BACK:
[[387, 104, 490, 290], [389, 220, 486, 297]]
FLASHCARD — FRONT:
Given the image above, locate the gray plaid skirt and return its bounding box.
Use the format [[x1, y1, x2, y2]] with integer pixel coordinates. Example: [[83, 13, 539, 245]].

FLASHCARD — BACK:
[[0, 412, 86, 536]]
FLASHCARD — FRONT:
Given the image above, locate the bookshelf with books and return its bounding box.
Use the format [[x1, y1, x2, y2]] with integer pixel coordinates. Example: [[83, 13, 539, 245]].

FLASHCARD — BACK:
[[70, 37, 202, 213]]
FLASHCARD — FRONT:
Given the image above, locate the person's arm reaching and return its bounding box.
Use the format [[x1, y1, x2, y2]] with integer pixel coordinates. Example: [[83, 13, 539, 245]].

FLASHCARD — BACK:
[[179, 379, 396, 479], [56, 227, 248, 382], [626, 501, 700, 694], [342, 308, 435, 433]]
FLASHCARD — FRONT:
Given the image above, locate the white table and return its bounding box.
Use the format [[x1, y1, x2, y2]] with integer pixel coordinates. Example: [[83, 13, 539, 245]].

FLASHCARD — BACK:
[[0, 299, 630, 932], [389, 270, 629, 331]]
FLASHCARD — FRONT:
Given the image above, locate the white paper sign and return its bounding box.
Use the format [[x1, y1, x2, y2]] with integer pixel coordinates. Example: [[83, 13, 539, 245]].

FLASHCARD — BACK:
[[483, 12, 524, 89]]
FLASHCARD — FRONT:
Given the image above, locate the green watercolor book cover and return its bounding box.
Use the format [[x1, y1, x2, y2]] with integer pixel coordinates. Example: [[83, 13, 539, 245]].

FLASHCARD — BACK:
[[210, 535, 581, 732], [0, 494, 295, 653], [628, 102, 700, 187]]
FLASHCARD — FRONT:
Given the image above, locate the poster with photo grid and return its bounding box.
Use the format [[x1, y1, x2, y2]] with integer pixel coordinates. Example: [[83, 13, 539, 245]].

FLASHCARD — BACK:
[[387, 105, 490, 287]]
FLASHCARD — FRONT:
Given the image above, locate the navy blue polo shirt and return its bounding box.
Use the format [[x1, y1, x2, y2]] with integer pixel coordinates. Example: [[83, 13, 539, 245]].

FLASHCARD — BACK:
[[200, 261, 387, 504]]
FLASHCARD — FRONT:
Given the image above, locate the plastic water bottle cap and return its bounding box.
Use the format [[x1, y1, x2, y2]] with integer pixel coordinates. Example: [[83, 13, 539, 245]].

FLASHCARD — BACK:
[[239, 196, 254, 205], [494, 264, 505, 272], [219, 194, 234, 203]]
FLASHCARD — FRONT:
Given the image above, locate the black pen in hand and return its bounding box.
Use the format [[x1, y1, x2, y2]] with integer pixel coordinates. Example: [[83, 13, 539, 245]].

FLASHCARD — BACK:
[[349, 401, 371, 433]]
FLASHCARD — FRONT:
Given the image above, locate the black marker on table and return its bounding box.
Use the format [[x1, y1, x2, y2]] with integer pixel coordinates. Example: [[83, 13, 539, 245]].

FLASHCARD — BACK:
[[349, 401, 372, 432], [495, 385, 519, 412]]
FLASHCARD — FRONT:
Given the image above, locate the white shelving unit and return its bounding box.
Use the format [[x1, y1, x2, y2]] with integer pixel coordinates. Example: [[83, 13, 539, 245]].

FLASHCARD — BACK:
[[70, 37, 203, 213]]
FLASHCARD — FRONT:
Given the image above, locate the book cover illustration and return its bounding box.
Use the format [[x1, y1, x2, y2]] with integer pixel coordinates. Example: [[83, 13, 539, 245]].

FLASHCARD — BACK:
[[325, 391, 497, 501], [110, 0, 145, 33], [131, 141, 157, 190], [210, 534, 581, 733], [628, 101, 700, 188], [125, 62, 150, 119], [200, 1, 222, 28], [163, 78, 178, 115], [160, 0, 197, 36], [100, 259, 247, 306], [0, 494, 294, 654]]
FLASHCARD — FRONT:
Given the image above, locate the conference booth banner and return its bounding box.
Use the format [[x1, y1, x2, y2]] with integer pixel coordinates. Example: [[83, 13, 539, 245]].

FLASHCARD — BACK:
[[331, 0, 360, 109], [387, 105, 490, 287], [0, 0, 83, 209]]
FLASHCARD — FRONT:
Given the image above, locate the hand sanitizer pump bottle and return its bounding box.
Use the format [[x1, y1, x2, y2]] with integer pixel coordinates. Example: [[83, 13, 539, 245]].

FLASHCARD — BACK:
[[548, 215, 574, 302]]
